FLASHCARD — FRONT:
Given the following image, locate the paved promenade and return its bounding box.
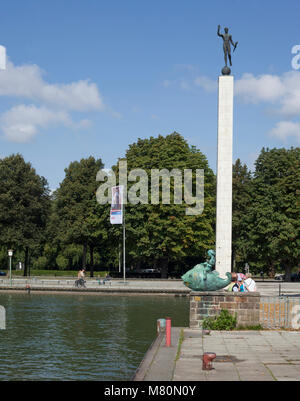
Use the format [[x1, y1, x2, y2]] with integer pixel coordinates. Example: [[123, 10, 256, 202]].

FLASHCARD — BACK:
[[0, 277, 299, 296], [134, 327, 300, 381]]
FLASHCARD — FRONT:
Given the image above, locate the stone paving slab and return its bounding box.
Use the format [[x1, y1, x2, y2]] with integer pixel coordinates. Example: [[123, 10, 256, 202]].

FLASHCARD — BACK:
[[175, 329, 300, 381], [135, 328, 300, 381]]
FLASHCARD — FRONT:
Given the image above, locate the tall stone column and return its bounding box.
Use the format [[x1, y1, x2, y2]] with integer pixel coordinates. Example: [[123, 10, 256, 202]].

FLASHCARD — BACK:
[[215, 75, 234, 278]]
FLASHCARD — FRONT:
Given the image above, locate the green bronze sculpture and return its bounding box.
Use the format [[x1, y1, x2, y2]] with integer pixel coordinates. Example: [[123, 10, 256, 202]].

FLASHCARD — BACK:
[[181, 250, 232, 291]]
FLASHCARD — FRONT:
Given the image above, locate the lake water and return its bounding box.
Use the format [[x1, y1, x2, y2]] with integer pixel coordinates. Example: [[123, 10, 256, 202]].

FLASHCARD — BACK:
[[0, 293, 189, 381]]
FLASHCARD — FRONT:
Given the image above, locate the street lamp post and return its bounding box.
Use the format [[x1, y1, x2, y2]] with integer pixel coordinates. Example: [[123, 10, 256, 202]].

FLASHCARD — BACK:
[[8, 249, 13, 287]]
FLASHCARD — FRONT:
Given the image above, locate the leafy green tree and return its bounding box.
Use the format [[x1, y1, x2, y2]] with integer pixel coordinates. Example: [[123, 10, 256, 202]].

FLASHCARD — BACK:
[[232, 159, 253, 271], [244, 147, 300, 279], [113, 132, 216, 277], [0, 154, 51, 276], [54, 156, 106, 276]]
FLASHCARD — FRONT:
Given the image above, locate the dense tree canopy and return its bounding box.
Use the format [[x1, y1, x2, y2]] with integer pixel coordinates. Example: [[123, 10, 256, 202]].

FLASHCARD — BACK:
[[232, 159, 253, 271], [0, 138, 298, 280], [114, 132, 216, 276], [0, 154, 50, 275], [53, 156, 106, 276], [242, 147, 300, 278]]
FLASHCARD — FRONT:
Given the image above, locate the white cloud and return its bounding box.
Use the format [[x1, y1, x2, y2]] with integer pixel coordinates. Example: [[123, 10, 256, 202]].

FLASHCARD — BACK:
[[235, 71, 300, 117], [0, 104, 91, 143], [235, 73, 285, 103], [234, 71, 300, 144], [0, 58, 113, 142], [268, 121, 300, 142], [0, 61, 104, 111]]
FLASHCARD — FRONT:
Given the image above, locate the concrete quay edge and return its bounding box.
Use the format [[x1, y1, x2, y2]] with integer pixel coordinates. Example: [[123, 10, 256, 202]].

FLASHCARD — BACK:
[[133, 328, 183, 381], [0, 286, 190, 296], [132, 332, 165, 381]]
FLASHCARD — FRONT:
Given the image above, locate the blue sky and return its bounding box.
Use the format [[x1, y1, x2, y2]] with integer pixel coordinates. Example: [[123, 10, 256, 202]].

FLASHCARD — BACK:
[[0, 0, 300, 189]]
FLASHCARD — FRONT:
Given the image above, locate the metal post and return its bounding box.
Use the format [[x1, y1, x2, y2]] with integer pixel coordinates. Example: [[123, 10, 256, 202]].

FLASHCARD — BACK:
[[9, 255, 12, 287], [8, 250, 13, 287], [123, 203, 126, 284]]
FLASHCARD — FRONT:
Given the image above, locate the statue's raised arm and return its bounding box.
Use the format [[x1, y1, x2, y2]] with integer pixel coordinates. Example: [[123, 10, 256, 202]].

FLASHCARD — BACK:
[[217, 25, 223, 38]]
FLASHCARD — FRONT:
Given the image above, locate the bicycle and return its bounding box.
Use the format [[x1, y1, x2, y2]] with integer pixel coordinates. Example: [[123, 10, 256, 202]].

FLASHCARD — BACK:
[[75, 278, 86, 288]]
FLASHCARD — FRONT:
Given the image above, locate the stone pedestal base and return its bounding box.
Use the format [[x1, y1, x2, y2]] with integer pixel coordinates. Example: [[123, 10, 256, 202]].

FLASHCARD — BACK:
[[190, 291, 261, 329]]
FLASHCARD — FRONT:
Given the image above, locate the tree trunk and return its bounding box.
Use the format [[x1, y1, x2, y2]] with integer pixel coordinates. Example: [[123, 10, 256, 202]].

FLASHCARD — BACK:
[[231, 248, 236, 272], [82, 243, 87, 270], [160, 258, 169, 279], [23, 247, 29, 277], [89, 245, 94, 278], [285, 265, 292, 282], [268, 261, 276, 278]]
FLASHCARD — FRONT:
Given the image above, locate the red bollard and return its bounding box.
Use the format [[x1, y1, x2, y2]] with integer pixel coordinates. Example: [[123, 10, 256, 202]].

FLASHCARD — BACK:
[[202, 352, 216, 370], [165, 317, 171, 347]]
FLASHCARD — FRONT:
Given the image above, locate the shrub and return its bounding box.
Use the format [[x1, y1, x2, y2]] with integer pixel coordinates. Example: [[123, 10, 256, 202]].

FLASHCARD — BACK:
[[56, 255, 68, 270], [202, 309, 237, 331], [33, 256, 48, 270]]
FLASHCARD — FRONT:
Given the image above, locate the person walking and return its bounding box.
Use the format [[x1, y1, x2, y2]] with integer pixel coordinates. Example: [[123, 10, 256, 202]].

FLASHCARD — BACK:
[[76, 268, 86, 288]]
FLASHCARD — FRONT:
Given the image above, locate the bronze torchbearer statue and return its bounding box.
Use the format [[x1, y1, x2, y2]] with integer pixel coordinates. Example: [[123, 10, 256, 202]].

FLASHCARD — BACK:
[[217, 25, 238, 75]]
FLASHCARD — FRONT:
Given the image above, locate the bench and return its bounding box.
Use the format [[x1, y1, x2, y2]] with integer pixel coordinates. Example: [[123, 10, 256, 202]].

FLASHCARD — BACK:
[[97, 278, 112, 286]]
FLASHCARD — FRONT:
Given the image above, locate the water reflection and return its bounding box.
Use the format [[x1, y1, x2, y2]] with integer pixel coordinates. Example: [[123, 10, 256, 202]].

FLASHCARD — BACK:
[[0, 293, 188, 381]]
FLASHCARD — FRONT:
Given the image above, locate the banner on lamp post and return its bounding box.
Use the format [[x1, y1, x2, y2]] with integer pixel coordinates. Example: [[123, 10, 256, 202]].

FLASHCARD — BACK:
[[110, 185, 124, 225]]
